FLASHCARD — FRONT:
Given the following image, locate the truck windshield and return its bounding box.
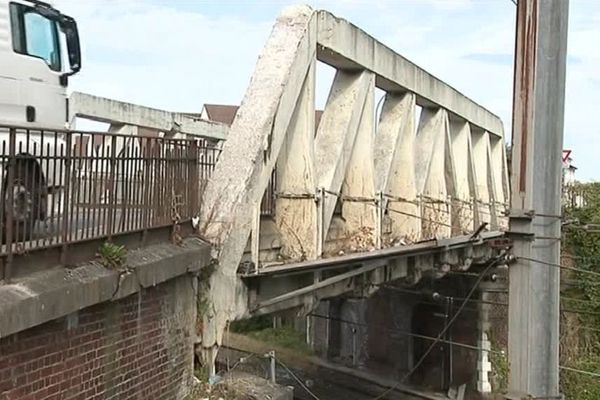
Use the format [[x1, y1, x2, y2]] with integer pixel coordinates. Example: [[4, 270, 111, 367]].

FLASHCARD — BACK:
[[10, 3, 61, 72]]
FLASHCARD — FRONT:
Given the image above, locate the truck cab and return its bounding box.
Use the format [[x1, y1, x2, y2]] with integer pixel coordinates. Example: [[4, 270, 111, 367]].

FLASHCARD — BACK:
[[0, 0, 80, 240], [0, 0, 80, 129]]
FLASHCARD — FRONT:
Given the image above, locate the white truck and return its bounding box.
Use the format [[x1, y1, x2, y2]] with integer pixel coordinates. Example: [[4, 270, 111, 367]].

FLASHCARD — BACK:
[[0, 0, 80, 234]]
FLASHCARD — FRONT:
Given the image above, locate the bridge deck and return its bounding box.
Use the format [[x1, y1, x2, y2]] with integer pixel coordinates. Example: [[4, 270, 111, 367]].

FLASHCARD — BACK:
[[244, 231, 505, 278]]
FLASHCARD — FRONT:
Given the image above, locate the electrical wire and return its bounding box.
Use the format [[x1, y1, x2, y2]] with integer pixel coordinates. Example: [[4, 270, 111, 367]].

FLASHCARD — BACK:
[[518, 256, 600, 278], [369, 254, 504, 400], [308, 313, 502, 355], [561, 308, 600, 318], [562, 254, 600, 262], [574, 325, 600, 334], [560, 365, 600, 378], [378, 284, 600, 317], [560, 295, 599, 307], [275, 357, 321, 400], [218, 353, 257, 377], [386, 205, 454, 229]]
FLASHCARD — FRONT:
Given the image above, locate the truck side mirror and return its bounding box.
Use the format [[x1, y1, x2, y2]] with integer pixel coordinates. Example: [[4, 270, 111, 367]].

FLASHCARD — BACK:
[[33, 3, 81, 76], [59, 15, 81, 76]]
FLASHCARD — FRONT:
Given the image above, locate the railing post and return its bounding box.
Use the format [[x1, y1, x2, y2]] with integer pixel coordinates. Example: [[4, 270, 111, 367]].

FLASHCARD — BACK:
[[106, 135, 118, 239], [187, 140, 200, 219], [267, 350, 276, 384], [4, 128, 16, 281], [142, 137, 153, 245], [315, 187, 325, 258], [60, 132, 72, 264], [376, 191, 383, 249]]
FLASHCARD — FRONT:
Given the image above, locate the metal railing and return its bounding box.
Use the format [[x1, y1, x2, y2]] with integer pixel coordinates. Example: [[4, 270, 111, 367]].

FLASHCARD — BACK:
[[0, 125, 221, 280]]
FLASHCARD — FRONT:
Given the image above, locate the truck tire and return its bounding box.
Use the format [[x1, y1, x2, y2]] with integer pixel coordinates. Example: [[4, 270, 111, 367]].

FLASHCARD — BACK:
[[3, 159, 45, 241]]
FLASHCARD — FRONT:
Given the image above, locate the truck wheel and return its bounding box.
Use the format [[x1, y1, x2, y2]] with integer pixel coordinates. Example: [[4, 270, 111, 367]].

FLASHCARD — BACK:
[[4, 160, 42, 241], [9, 179, 34, 223]]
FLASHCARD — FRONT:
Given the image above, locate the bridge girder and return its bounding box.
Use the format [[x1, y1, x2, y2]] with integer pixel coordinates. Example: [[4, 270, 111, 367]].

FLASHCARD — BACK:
[[196, 5, 510, 369]]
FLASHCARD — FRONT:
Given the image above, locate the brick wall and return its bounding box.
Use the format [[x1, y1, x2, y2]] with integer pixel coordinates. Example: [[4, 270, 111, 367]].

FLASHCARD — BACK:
[[0, 275, 196, 400]]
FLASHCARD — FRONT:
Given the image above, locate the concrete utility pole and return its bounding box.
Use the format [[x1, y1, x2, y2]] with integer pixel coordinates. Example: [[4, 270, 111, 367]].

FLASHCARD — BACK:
[[508, 0, 569, 398]]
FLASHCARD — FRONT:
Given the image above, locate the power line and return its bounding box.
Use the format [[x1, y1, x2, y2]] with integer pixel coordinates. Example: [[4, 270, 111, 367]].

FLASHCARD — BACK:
[[561, 308, 600, 318], [377, 285, 600, 317], [569, 325, 600, 334], [561, 295, 599, 307], [386, 205, 454, 229], [518, 256, 600, 278], [560, 365, 600, 379], [308, 313, 502, 355], [275, 357, 321, 400], [562, 254, 600, 262], [370, 254, 504, 400]]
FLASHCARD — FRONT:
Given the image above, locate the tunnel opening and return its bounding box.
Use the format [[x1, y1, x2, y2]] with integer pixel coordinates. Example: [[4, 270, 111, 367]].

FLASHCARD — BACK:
[[408, 275, 480, 392]]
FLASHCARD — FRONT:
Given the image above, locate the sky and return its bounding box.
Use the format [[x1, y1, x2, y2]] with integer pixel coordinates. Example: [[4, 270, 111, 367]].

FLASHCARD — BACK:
[[54, 0, 600, 181]]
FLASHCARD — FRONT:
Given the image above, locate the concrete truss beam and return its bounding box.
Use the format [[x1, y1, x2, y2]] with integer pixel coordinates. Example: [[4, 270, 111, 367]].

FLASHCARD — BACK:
[[374, 93, 420, 241], [315, 70, 375, 240], [196, 5, 317, 369], [69, 92, 229, 140], [275, 59, 318, 260], [414, 108, 453, 238], [315, 10, 504, 138]]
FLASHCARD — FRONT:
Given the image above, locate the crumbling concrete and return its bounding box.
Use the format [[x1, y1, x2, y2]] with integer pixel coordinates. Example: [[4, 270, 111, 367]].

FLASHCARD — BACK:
[[219, 372, 294, 400], [197, 4, 317, 374], [0, 237, 210, 338]]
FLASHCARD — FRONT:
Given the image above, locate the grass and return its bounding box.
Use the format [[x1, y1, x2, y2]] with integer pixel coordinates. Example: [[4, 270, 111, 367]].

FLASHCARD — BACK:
[[97, 242, 127, 269], [245, 326, 313, 355]]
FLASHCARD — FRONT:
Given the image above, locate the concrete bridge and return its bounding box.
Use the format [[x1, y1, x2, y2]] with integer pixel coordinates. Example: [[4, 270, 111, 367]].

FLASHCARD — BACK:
[[194, 4, 510, 380], [0, 5, 510, 399]]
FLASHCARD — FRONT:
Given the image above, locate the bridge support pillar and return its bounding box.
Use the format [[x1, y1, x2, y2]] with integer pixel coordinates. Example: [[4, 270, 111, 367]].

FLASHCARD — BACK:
[[337, 298, 368, 368], [310, 300, 332, 356]]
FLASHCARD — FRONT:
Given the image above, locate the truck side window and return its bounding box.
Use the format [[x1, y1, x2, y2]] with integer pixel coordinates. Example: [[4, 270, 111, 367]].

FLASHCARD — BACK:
[[9, 3, 61, 72]]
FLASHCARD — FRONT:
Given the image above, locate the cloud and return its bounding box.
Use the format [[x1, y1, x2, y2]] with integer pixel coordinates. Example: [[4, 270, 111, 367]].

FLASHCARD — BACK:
[[53, 0, 600, 181], [56, 0, 272, 111], [462, 53, 513, 66]]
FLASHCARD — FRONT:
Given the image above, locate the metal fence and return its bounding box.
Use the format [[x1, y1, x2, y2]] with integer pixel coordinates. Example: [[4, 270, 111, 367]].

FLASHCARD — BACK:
[[0, 126, 221, 280], [0, 125, 281, 280]]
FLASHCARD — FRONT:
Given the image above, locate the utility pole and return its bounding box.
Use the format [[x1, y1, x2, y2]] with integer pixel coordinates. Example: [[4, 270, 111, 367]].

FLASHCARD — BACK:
[[508, 0, 569, 398]]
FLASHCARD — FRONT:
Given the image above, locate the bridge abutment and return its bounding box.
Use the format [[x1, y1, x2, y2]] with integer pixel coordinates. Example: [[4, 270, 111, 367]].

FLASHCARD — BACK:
[[0, 238, 209, 399]]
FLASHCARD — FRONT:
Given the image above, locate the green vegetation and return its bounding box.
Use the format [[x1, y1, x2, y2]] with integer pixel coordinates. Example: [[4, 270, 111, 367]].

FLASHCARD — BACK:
[[561, 356, 600, 400], [97, 242, 127, 269], [230, 316, 272, 333], [489, 346, 508, 393], [231, 317, 313, 355], [561, 182, 600, 399], [246, 326, 312, 354]]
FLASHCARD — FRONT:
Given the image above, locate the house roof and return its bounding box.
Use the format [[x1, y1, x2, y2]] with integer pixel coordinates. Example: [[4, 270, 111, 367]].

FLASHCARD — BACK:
[[202, 104, 239, 126], [202, 104, 324, 131]]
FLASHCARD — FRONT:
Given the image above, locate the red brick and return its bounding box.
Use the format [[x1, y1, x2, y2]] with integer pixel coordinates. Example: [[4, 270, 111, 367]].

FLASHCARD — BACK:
[[0, 278, 191, 400]]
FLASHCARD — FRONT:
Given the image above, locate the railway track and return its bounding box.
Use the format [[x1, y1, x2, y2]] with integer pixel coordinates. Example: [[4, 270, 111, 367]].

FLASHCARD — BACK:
[[201, 333, 450, 400]]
